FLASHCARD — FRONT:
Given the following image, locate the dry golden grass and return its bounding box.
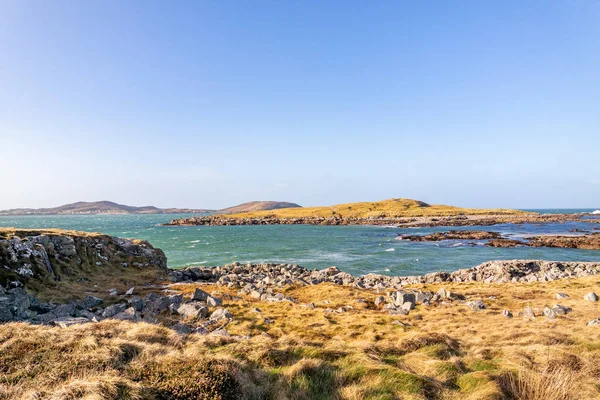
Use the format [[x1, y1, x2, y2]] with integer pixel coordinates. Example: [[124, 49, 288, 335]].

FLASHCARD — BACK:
[[216, 198, 526, 220], [2, 277, 600, 399]]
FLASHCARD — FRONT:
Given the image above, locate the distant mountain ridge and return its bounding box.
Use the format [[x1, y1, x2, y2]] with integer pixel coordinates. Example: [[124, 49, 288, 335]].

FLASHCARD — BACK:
[[0, 200, 302, 216], [0, 201, 212, 216]]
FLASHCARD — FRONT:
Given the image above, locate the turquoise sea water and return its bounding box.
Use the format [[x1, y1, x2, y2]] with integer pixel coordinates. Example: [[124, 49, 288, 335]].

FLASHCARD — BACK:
[[0, 212, 599, 276]]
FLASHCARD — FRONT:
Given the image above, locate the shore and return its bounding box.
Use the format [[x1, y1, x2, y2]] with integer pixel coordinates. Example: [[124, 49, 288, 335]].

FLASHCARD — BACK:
[[2, 228, 600, 399], [163, 212, 598, 227]]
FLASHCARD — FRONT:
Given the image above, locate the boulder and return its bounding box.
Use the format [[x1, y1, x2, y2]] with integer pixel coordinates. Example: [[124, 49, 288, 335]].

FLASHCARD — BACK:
[[394, 291, 416, 307], [584, 292, 598, 302], [502, 310, 513, 318], [543, 307, 556, 319], [466, 300, 486, 311], [523, 306, 536, 319], [401, 302, 414, 313], [588, 318, 600, 326], [113, 307, 139, 321], [102, 303, 127, 318], [210, 308, 233, 320], [192, 288, 210, 301], [556, 292, 569, 299], [207, 296, 223, 307], [177, 302, 209, 319], [374, 296, 385, 306]]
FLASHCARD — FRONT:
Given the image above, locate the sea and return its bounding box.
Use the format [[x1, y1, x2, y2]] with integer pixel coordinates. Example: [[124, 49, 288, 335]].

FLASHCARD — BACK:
[[1, 209, 599, 276]]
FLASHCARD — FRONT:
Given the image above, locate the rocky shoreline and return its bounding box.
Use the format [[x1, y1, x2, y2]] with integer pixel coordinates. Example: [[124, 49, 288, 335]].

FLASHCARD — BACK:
[[163, 212, 598, 227], [397, 230, 600, 250], [2, 228, 600, 335]]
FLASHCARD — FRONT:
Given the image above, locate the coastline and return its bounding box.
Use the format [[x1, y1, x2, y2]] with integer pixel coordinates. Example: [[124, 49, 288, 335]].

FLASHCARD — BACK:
[[163, 212, 598, 227]]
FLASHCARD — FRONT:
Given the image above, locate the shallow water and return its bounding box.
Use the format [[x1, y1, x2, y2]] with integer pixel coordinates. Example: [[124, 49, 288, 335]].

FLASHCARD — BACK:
[[0, 213, 599, 276]]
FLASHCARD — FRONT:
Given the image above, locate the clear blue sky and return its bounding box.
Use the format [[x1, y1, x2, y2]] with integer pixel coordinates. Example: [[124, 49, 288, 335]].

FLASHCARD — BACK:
[[1, 0, 599, 210]]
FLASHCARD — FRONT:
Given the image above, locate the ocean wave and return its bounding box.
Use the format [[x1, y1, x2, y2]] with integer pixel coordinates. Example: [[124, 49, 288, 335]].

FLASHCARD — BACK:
[[592, 210, 600, 215], [183, 261, 207, 266], [385, 248, 395, 252], [189, 240, 201, 243]]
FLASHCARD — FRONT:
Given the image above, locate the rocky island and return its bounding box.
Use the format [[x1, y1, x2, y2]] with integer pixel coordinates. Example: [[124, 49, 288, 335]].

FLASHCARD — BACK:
[[164, 198, 536, 226], [2, 228, 600, 399]]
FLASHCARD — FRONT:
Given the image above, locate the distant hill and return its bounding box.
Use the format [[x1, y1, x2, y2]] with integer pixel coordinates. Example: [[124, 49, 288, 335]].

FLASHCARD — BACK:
[[0, 201, 213, 216], [219, 201, 302, 214]]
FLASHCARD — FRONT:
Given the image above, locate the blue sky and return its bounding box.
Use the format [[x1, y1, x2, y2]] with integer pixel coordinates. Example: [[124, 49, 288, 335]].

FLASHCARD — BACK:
[[1, 0, 599, 209]]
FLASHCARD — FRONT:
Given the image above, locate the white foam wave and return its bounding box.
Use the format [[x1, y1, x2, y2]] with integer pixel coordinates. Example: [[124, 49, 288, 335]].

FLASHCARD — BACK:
[[385, 248, 395, 252], [592, 210, 600, 215]]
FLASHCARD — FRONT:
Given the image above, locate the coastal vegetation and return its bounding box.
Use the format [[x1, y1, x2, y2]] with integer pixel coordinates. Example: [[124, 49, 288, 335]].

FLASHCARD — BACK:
[[2, 276, 600, 399]]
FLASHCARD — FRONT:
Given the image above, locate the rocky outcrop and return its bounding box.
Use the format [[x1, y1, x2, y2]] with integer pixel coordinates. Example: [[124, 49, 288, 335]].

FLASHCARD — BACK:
[[170, 260, 600, 290], [486, 233, 600, 250], [0, 228, 167, 291], [397, 230, 502, 241]]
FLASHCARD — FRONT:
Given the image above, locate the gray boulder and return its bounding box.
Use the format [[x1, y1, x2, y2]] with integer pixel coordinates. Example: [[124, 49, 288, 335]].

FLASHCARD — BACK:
[[584, 292, 598, 302], [543, 307, 556, 319], [113, 307, 139, 321], [177, 302, 209, 319], [192, 288, 210, 301], [394, 291, 416, 307], [556, 292, 569, 299], [501, 310, 513, 318], [588, 318, 600, 326], [207, 296, 223, 307], [102, 303, 127, 318], [210, 308, 233, 320], [374, 296, 385, 306], [466, 300, 486, 311], [523, 306, 536, 319]]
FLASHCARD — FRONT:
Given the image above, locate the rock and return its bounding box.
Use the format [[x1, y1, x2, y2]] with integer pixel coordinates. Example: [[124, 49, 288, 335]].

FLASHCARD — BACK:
[[51, 317, 91, 328], [523, 306, 536, 319], [125, 287, 135, 296], [192, 288, 210, 301], [556, 292, 569, 299], [108, 288, 118, 296], [171, 323, 192, 335], [588, 318, 600, 326], [206, 296, 223, 307], [374, 296, 386, 306], [127, 297, 146, 311], [584, 292, 598, 302], [102, 303, 127, 318], [250, 290, 262, 299], [389, 309, 408, 316], [466, 300, 486, 311], [177, 302, 209, 319], [250, 307, 262, 313], [210, 308, 233, 320], [501, 310, 513, 318], [543, 307, 556, 319], [394, 291, 416, 307], [0, 304, 13, 322], [53, 303, 77, 317], [400, 302, 413, 313], [552, 305, 569, 315], [211, 328, 229, 337], [113, 307, 139, 321], [78, 296, 103, 309]]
